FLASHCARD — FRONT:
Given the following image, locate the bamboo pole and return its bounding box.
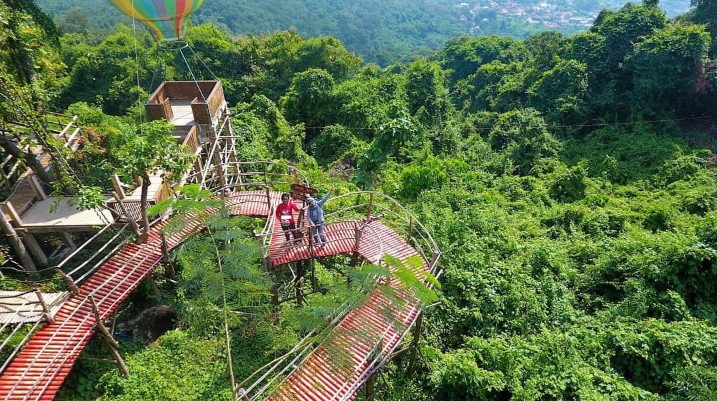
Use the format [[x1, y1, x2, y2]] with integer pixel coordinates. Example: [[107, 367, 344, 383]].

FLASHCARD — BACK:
[[0, 207, 35, 273], [112, 192, 141, 238], [406, 313, 423, 375], [55, 268, 79, 295], [34, 289, 54, 324], [88, 296, 129, 378]]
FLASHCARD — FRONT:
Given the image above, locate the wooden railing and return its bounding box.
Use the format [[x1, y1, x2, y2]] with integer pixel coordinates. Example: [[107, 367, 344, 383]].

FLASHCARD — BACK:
[[322, 192, 440, 274], [106, 181, 172, 223], [181, 126, 201, 155], [186, 159, 309, 196]]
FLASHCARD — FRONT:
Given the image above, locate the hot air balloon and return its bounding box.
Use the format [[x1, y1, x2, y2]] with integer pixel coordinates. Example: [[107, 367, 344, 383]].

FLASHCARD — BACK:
[[110, 0, 205, 42]]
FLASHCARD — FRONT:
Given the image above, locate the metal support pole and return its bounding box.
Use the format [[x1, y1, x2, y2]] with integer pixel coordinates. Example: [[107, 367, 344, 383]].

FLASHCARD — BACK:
[[295, 261, 306, 306], [430, 249, 441, 271], [311, 258, 317, 293], [111, 310, 118, 335], [353, 221, 364, 252], [308, 226, 315, 259], [147, 274, 161, 300], [262, 254, 273, 270], [160, 232, 176, 279], [270, 270, 280, 316]]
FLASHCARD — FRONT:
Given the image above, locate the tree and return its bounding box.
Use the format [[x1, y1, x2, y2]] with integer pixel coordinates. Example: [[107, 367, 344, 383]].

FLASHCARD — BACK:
[[0, 75, 57, 186], [280, 68, 337, 142], [441, 36, 530, 87], [291, 36, 361, 82], [567, 4, 668, 118], [528, 59, 588, 123], [2, 0, 59, 85], [60, 30, 155, 115], [248, 95, 312, 163], [308, 125, 357, 166], [525, 31, 566, 73], [456, 61, 524, 112], [404, 59, 449, 126], [112, 120, 191, 236], [0, 0, 66, 187], [489, 109, 560, 175], [690, 0, 717, 31], [629, 23, 711, 114], [689, 0, 717, 55]]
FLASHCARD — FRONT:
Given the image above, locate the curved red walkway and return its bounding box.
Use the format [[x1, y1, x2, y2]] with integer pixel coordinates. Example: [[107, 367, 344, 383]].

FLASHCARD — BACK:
[[0, 190, 433, 401], [265, 217, 427, 401]]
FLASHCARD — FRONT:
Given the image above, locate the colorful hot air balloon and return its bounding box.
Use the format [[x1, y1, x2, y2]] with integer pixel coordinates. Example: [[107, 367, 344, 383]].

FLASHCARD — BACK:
[[110, 0, 205, 41]]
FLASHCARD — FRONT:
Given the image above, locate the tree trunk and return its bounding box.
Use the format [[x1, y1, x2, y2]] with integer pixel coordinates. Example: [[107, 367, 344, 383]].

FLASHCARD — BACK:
[[365, 374, 376, 401], [139, 174, 151, 235], [0, 139, 54, 186], [0, 210, 35, 273]]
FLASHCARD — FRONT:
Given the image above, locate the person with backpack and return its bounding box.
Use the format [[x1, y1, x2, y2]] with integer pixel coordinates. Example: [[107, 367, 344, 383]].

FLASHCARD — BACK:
[[306, 192, 331, 247]]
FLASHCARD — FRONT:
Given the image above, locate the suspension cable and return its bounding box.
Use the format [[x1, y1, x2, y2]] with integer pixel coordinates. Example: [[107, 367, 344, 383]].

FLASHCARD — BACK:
[[178, 46, 208, 103]]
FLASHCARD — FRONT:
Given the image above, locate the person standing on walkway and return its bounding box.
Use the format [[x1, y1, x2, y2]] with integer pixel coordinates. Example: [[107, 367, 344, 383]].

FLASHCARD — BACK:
[[276, 193, 301, 241], [306, 192, 330, 247]]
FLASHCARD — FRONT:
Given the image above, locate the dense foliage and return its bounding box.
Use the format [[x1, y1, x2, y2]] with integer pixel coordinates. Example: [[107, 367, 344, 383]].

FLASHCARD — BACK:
[[3, 0, 717, 400], [36, 0, 688, 64]]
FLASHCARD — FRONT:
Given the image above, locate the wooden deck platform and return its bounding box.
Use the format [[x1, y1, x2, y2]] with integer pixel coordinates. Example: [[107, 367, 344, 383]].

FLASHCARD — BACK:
[[17, 197, 114, 233], [0, 291, 69, 325]]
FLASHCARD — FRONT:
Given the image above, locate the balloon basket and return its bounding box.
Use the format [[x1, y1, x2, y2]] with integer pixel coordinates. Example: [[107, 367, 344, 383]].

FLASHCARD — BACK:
[[158, 39, 190, 52]]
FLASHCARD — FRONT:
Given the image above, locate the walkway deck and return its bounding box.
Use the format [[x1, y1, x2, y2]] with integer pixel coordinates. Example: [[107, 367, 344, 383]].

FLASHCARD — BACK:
[[18, 197, 114, 232], [265, 218, 426, 401], [0, 219, 198, 400], [0, 291, 69, 325], [0, 190, 432, 401]]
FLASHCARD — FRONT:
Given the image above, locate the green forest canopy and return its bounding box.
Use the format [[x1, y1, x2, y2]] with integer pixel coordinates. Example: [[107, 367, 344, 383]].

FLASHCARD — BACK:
[[37, 0, 690, 64], [3, 0, 717, 400]]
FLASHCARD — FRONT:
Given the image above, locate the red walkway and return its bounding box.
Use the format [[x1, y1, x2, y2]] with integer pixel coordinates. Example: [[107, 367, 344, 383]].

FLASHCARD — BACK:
[[266, 219, 427, 401], [0, 190, 434, 401], [0, 219, 198, 400]]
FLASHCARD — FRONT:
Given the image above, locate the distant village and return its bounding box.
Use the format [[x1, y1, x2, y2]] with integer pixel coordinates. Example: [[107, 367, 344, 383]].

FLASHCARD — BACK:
[[456, 0, 598, 30]]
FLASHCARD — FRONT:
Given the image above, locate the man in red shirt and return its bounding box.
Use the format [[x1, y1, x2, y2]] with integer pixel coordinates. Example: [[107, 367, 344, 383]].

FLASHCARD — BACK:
[[276, 193, 301, 241]]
